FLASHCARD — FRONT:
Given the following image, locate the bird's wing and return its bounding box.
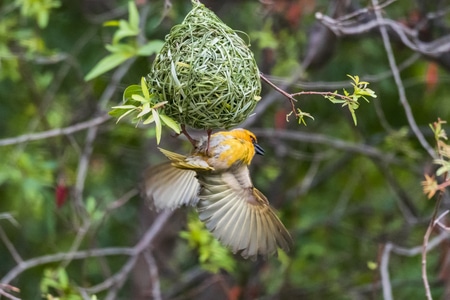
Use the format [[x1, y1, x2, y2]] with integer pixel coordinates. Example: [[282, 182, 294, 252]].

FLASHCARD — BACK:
[[196, 166, 292, 259], [159, 147, 213, 171], [142, 162, 200, 210]]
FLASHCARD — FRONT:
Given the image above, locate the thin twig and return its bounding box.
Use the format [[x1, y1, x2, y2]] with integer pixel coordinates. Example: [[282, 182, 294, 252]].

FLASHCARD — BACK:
[[380, 231, 450, 300], [0, 212, 172, 287], [0, 226, 23, 264], [380, 243, 393, 300], [59, 220, 91, 269], [371, 0, 437, 160], [434, 210, 450, 230], [73, 57, 136, 217], [317, 12, 450, 56], [422, 186, 446, 300], [144, 250, 162, 300], [0, 214, 19, 226], [74, 126, 99, 217], [1, 247, 135, 284], [0, 288, 20, 300], [0, 115, 111, 147], [252, 128, 402, 164], [260, 72, 298, 116], [84, 210, 173, 295]]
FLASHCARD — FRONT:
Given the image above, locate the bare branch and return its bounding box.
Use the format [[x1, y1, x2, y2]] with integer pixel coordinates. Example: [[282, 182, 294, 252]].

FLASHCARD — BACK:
[[252, 128, 402, 164], [0, 226, 23, 264], [0, 287, 20, 300], [317, 10, 450, 57], [59, 220, 91, 269], [73, 126, 99, 217], [0, 214, 19, 227], [0, 115, 110, 147], [435, 210, 450, 230], [380, 243, 393, 300], [143, 250, 162, 300], [260, 72, 298, 117], [84, 210, 173, 295], [380, 231, 450, 300], [1, 247, 134, 284], [0, 211, 173, 289], [371, 0, 437, 160]]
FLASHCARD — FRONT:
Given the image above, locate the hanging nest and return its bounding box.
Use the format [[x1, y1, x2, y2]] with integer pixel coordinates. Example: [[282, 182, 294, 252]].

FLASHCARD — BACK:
[[147, 0, 261, 130]]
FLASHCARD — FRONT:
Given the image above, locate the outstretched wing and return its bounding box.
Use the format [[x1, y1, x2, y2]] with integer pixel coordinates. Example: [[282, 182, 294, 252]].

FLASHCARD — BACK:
[[142, 162, 200, 210], [196, 166, 292, 259], [142, 148, 214, 210]]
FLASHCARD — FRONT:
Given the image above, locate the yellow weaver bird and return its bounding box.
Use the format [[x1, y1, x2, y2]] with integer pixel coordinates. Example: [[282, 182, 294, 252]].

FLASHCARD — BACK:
[[143, 128, 292, 259]]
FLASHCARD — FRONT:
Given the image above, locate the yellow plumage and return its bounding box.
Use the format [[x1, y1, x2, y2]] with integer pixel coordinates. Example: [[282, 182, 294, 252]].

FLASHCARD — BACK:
[[143, 128, 292, 259]]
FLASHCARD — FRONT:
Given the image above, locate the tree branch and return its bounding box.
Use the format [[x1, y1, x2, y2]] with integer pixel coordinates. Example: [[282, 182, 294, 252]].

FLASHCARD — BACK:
[[0, 210, 173, 292], [83, 210, 173, 296], [252, 128, 402, 164], [0, 115, 111, 147], [371, 0, 437, 160]]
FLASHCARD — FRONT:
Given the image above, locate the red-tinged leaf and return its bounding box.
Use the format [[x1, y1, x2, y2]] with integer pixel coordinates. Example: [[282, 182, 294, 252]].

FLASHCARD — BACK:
[[426, 62, 439, 92], [275, 108, 287, 130], [55, 184, 69, 208], [227, 285, 242, 300]]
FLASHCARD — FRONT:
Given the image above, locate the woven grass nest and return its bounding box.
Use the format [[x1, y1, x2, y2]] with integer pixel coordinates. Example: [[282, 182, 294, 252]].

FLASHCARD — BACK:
[[147, 0, 261, 129]]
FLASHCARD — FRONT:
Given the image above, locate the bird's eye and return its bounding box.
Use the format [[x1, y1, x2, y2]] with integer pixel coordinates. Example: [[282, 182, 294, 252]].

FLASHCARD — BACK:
[[250, 135, 256, 144]]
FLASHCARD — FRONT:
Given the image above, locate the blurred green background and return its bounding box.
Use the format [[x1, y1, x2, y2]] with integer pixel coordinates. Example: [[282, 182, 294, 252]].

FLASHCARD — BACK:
[[1, 0, 449, 299]]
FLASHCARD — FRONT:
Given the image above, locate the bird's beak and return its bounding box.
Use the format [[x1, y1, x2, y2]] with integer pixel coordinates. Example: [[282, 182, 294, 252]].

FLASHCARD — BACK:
[[254, 143, 265, 156]]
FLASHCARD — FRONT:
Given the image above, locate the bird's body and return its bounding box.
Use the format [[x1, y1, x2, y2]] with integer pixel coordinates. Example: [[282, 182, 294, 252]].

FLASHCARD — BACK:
[[143, 128, 292, 259]]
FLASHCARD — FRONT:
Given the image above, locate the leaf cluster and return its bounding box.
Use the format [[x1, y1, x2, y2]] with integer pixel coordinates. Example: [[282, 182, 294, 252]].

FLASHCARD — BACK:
[[40, 268, 97, 300], [109, 77, 181, 144], [422, 119, 450, 198], [84, 2, 164, 81], [325, 75, 377, 125], [180, 212, 236, 274]]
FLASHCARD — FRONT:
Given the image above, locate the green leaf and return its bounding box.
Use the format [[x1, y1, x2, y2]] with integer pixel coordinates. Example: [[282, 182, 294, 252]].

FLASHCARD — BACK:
[[105, 43, 136, 54], [85, 52, 132, 81], [152, 109, 162, 144], [160, 114, 181, 134], [143, 113, 155, 125], [140, 77, 150, 99], [137, 102, 151, 118], [131, 94, 147, 103], [137, 40, 164, 56], [116, 108, 136, 123], [111, 105, 137, 109], [350, 108, 357, 126], [123, 84, 142, 101], [113, 20, 139, 44], [103, 20, 119, 27], [109, 107, 129, 118], [128, 1, 140, 31], [57, 268, 69, 289]]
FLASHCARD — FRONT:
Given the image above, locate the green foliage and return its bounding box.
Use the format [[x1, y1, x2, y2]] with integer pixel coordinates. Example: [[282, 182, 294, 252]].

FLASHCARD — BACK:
[[422, 119, 450, 198], [40, 268, 97, 300], [1, 0, 449, 298], [84, 2, 164, 81], [180, 212, 236, 274], [110, 77, 181, 144], [325, 75, 377, 125], [383, 127, 421, 159], [16, 0, 61, 28]]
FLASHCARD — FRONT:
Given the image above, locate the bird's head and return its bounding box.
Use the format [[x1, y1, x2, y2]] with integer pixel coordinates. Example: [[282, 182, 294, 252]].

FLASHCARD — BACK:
[[211, 128, 264, 167], [229, 128, 264, 155]]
